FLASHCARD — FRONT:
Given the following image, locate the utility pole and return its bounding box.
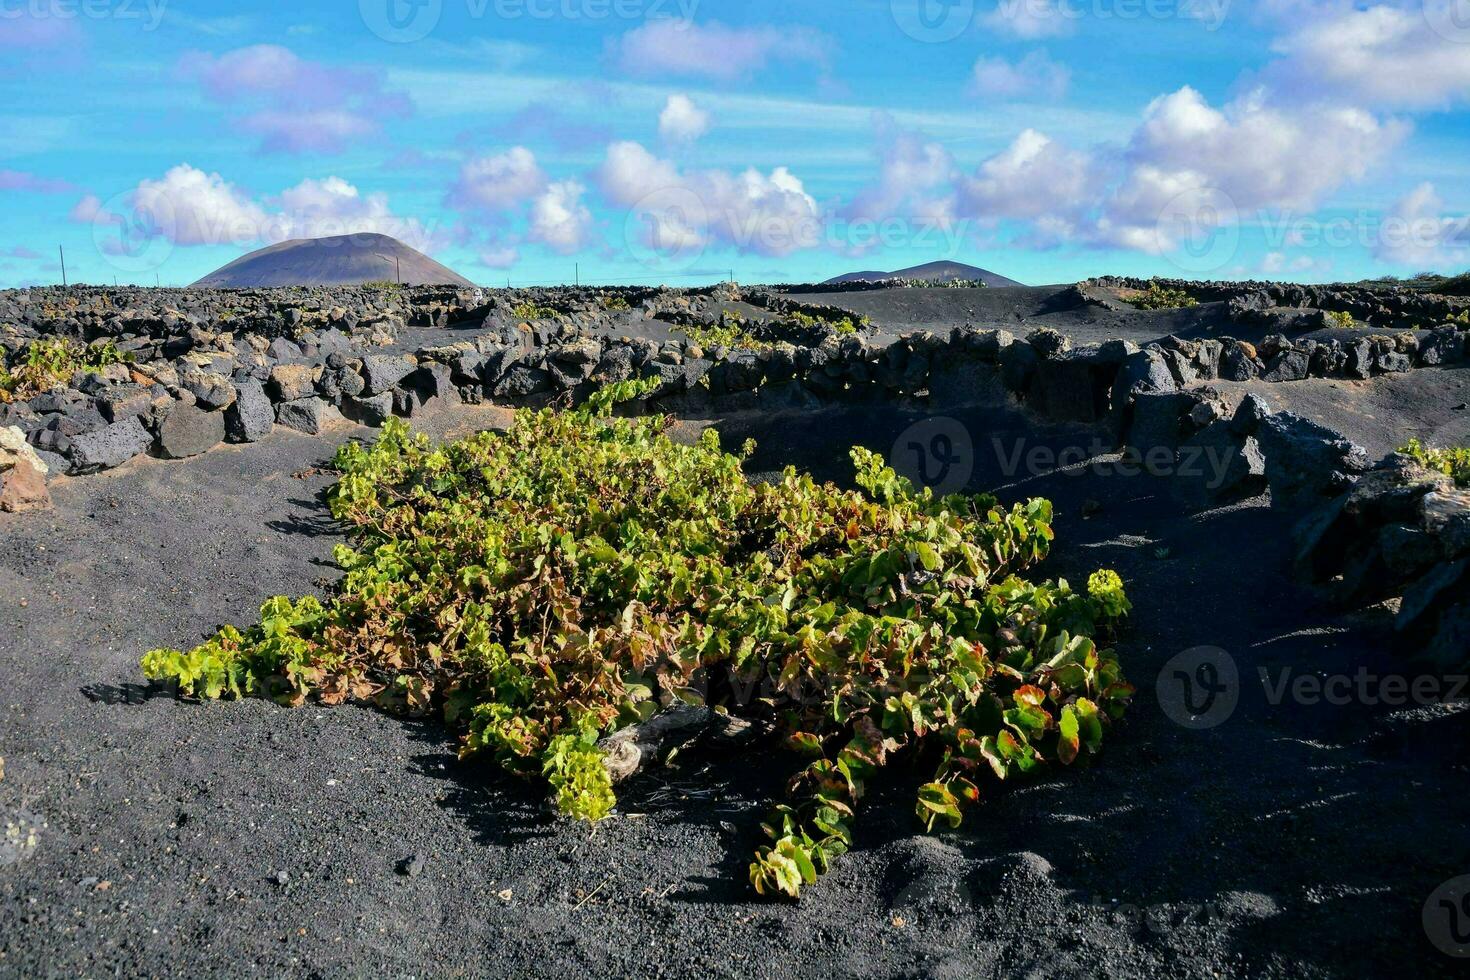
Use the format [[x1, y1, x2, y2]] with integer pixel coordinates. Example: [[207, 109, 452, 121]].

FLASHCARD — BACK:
[[58, 245, 66, 287], [395, 255, 401, 284], [575, 263, 579, 286]]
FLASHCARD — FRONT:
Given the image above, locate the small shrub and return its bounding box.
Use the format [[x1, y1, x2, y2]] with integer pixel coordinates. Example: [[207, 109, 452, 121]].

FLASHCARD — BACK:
[[1401, 438, 1470, 488], [1324, 310, 1356, 329], [0, 338, 131, 403], [1129, 283, 1199, 311], [599, 294, 632, 312], [510, 301, 559, 321], [676, 313, 767, 351], [142, 384, 1133, 897]]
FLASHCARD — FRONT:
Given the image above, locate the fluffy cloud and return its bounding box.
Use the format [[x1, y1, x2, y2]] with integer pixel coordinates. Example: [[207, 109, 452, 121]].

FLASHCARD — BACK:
[[81, 164, 436, 251], [69, 194, 101, 222], [1261, 251, 1333, 276], [478, 244, 519, 270], [956, 129, 1094, 232], [1373, 182, 1470, 267], [844, 116, 955, 227], [611, 20, 831, 80], [180, 45, 411, 154], [658, 95, 711, 143], [984, 0, 1073, 39], [1266, 3, 1470, 110], [446, 147, 598, 259], [529, 181, 594, 254], [126, 165, 272, 246], [945, 86, 1405, 258], [599, 141, 822, 256], [970, 51, 1070, 100], [447, 147, 548, 212], [1114, 87, 1402, 214]]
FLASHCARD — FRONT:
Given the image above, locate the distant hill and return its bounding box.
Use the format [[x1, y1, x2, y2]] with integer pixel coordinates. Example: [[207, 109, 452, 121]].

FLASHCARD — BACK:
[[193, 233, 474, 288], [824, 260, 1023, 288]]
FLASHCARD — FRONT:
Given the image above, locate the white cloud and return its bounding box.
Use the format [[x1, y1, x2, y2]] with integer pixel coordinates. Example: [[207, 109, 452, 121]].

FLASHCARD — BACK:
[[128, 164, 273, 246], [479, 245, 519, 269], [599, 141, 822, 256], [844, 115, 955, 226], [69, 194, 101, 222], [81, 164, 436, 251], [1266, 3, 1470, 110], [970, 50, 1070, 100], [1120, 86, 1402, 212], [179, 44, 410, 155], [984, 0, 1073, 39], [658, 94, 711, 143], [1262, 250, 1334, 276], [957, 129, 1094, 230], [448, 146, 548, 212], [611, 20, 831, 80], [1374, 182, 1470, 267], [529, 180, 594, 254], [943, 85, 1405, 260]]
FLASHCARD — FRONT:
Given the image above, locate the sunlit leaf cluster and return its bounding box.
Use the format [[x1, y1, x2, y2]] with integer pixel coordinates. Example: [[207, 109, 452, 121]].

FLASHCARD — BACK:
[[143, 385, 1131, 896]]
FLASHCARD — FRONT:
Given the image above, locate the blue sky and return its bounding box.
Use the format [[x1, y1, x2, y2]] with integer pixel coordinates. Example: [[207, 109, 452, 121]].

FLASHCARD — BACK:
[[1, 0, 1468, 287]]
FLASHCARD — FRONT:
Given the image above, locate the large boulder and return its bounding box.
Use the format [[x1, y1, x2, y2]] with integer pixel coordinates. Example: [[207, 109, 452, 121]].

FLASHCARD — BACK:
[[275, 397, 334, 435], [1111, 348, 1176, 405], [180, 369, 237, 410], [268, 363, 317, 402], [156, 403, 225, 459], [225, 379, 274, 443], [1171, 421, 1266, 509], [343, 391, 394, 426], [0, 425, 51, 512], [96, 384, 153, 423], [361, 354, 417, 395], [68, 417, 153, 473], [1255, 411, 1369, 512]]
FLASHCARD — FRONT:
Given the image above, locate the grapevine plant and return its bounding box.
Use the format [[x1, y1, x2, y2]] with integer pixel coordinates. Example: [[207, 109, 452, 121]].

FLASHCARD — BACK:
[[142, 381, 1133, 897], [1128, 282, 1199, 310], [1401, 438, 1470, 488], [0, 337, 131, 403]]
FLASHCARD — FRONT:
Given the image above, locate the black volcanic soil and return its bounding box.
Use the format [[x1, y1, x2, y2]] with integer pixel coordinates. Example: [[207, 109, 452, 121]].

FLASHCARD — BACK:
[[3, 384, 1470, 976], [786, 286, 1226, 347]]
